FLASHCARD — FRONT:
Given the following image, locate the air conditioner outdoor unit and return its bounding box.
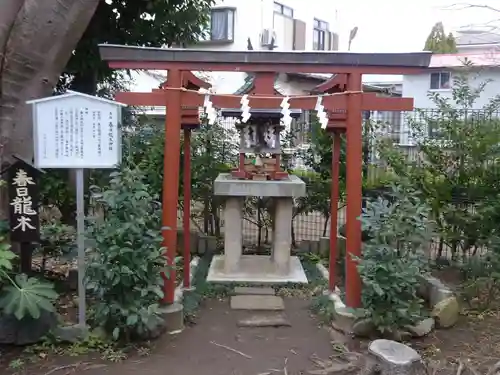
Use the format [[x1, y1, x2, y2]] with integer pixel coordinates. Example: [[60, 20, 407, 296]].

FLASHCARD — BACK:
[[260, 28, 277, 47]]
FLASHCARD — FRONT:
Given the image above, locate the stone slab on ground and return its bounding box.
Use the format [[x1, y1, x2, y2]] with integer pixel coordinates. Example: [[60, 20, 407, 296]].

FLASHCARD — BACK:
[[230, 295, 285, 311], [369, 339, 426, 375], [233, 286, 276, 295], [237, 314, 291, 327]]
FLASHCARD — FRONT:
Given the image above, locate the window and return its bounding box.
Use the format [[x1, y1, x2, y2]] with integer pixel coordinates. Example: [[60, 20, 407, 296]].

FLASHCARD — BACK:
[[313, 18, 329, 50], [273, 2, 294, 49], [430, 72, 451, 90], [274, 2, 293, 17], [209, 8, 235, 42]]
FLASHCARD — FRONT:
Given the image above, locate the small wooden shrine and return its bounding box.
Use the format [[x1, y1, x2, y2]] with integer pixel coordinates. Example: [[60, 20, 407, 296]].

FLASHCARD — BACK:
[[221, 108, 300, 181]]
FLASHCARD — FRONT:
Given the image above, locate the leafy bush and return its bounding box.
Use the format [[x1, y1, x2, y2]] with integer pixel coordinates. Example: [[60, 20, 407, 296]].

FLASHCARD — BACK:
[[38, 221, 76, 271], [356, 183, 434, 333], [0, 237, 58, 319], [85, 166, 169, 341], [460, 249, 500, 311], [459, 195, 500, 310], [376, 74, 500, 261]]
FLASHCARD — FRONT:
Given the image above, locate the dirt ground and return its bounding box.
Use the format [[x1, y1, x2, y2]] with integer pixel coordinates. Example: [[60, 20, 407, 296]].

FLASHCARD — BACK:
[[3, 299, 500, 375], [3, 268, 500, 375], [412, 310, 500, 374], [2, 298, 335, 375]]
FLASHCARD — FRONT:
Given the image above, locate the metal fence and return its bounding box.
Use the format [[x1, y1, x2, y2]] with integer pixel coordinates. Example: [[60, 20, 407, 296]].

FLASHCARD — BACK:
[[178, 108, 500, 262]]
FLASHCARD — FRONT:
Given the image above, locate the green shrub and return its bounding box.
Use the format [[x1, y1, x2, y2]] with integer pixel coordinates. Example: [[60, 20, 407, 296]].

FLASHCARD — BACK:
[[85, 166, 170, 341], [356, 182, 434, 333]]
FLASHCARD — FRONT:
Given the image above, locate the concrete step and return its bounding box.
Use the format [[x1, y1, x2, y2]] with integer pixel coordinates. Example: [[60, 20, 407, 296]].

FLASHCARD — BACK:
[[233, 286, 276, 296], [230, 295, 285, 311], [237, 313, 291, 327]]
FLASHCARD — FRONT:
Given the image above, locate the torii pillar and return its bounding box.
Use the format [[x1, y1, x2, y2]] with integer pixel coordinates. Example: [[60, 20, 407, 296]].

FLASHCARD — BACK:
[[123, 72, 210, 300], [168, 73, 211, 290], [311, 73, 413, 307]]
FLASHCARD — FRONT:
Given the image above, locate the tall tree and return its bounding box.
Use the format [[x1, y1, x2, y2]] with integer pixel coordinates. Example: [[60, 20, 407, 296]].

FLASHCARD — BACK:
[[424, 22, 458, 53], [1, 0, 215, 167], [0, 0, 100, 167], [1, 1, 215, 223], [62, 0, 215, 95]]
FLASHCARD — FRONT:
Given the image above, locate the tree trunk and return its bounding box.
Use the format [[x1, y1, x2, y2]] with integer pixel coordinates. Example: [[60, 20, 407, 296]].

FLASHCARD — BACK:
[[0, 0, 100, 267], [0, 0, 100, 168]]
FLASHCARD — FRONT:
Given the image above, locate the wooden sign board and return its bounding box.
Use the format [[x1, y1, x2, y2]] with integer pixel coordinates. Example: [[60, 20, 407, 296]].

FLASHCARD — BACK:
[[7, 160, 41, 242]]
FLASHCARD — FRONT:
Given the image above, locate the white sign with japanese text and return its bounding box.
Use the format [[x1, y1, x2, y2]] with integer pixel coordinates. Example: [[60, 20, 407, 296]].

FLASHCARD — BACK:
[[29, 92, 125, 169]]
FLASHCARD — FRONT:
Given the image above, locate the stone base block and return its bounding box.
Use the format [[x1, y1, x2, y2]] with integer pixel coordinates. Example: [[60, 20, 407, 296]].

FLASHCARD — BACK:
[[159, 303, 184, 334], [207, 255, 308, 284], [53, 324, 89, 343], [326, 289, 360, 335]]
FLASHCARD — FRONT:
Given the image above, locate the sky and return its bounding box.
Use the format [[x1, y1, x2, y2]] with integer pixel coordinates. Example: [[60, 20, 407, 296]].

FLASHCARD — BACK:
[[330, 0, 499, 52], [319, 0, 500, 82]]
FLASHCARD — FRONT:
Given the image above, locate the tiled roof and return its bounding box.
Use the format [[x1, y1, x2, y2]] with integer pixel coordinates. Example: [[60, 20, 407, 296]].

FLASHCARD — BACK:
[[233, 74, 285, 95], [430, 52, 500, 68], [456, 32, 500, 46]]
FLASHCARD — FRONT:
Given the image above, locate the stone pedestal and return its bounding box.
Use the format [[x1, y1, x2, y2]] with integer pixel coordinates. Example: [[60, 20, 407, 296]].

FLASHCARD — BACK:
[[271, 198, 293, 274], [223, 197, 243, 273], [207, 174, 307, 284], [160, 303, 184, 335]]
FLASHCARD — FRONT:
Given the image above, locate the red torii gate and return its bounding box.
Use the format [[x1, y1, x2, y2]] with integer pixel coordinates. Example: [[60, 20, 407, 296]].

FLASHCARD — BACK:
[[311, 74, 347, 293], [162, 72, 211, 290], [143, 72, 211, 290], [98, 45, 431, 307]]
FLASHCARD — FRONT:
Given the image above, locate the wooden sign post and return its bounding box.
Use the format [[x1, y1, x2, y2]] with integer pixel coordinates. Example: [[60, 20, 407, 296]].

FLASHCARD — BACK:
[[7, 157, 43, 273]]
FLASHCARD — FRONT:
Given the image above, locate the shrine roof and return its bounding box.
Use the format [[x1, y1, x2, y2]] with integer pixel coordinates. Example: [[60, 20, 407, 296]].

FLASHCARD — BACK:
[[234, 74, 284, 95], [99, 44, 432, 73]]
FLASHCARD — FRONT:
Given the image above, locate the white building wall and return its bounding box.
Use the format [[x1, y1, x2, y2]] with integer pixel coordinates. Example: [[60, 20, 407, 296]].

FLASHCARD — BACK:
[[193, 0, 338, 94], [399, 67, 500, 145], [402, 68, 500, 109], [205, 0, 337, 52]]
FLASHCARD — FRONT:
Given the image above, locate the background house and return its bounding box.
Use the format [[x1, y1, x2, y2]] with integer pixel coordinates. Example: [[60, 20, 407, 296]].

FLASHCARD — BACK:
[[129, 0, 341, 118], [194, 0, 339, 53], [402, 52, 500, 109], [186, 0, 340, 94], [379, 33, 500, 146], [402, 30, 500, 111]]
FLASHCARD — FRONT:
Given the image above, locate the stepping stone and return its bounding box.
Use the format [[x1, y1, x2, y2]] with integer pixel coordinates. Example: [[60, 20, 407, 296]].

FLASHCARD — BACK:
[[369, 339, 426, 375], [230, 295, 285, 311], [237, 314, 291, 327], [233, 286, 275, 296]]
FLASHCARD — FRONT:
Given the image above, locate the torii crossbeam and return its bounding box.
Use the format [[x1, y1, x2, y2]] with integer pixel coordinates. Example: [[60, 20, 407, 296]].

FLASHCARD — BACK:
[[99, 44, 431, 308]]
